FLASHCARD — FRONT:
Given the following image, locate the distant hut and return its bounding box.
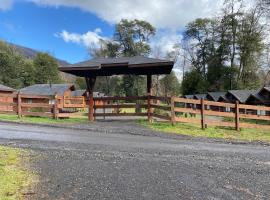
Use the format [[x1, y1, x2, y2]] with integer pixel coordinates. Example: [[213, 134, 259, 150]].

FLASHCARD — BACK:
[[0, 84, 16, 111]]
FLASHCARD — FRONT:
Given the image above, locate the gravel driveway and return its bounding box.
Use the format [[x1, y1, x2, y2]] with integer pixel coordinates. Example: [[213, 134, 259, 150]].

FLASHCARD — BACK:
[[0, 121, 269, 200]]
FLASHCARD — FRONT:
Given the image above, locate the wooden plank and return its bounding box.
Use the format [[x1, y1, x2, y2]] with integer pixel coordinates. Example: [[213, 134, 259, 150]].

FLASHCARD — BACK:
[[239, 104, 270, 111], [17, 92, 21, 118], [0, 110, 17, 115], [240, 122, 270, 130], [150, 104, 171, 111], [94, 96, 148, 101], [22, 112, 53, 117], [235, 101, 240, 131], [152, 113, 171, 121], [204, 110, 235, 117], [174, 107, 201, 114], [0, 102, 17, 106], [240, 114, 270, 121], [94, 104, 148, 109], [57, 113, 70, 118], [0, 93, 18, 98], [201, 98, 205, 129], [20, 94, 52, 99], [21, 103, 53, 109], [203, 100, 235, 108], [171, 96, 175, 125], [175, 116, 201, 124], [174, 97, 201, 104], [206, 120, 236, 128], [94, 113, 147, 117]]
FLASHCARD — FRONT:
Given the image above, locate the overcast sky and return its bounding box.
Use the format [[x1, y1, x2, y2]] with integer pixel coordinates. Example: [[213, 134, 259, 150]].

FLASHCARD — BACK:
[[0, 0, 225, 63]]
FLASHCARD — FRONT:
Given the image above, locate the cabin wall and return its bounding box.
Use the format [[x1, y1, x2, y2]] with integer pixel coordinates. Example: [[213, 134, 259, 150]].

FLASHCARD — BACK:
[[0, 91, 14, 111]]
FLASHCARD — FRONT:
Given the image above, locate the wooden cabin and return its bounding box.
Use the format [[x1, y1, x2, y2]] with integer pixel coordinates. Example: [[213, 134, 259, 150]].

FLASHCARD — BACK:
[[0, 84, 16, 111], [20, 84, 75, 110]]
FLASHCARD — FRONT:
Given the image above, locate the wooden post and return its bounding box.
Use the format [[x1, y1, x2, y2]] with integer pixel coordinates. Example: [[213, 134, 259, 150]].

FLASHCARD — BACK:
[[200, 98, 205, 130], [235, 101, 240, 131], [17, 92, 22, 118], [147, 74, 152, 123], [53, 93, 58, 119], [171, 96, 176, 125], [85, 76, 96, 122]]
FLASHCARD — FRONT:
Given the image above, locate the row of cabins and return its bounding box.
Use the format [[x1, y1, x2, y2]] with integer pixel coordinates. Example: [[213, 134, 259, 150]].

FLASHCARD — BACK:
[[0, 83, 105, 112], [183, 87, 270, 115], [184, 87, 270, 105]]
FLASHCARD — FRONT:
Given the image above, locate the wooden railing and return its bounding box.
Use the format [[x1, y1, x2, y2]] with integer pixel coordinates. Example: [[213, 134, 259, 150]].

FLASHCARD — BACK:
[[1, 93, 270, 130], [63, 96, 85, 108]]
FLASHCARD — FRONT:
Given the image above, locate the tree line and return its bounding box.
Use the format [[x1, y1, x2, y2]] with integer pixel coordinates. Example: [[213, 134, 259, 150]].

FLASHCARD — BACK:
[[181, 0, 270, 95], [0, 41, 62, 89]]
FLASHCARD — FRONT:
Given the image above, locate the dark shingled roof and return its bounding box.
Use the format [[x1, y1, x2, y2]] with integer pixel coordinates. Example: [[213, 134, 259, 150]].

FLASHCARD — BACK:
[[59, 56, 174, 77], [246, 93, 268, 104], [218, 95, 230, 102], [194, 94, 207, 100], [71, 90, 86, 97], [0, 84, 15, 92], [183, 95, 194, 99], [20, 84, 75, 96], [207, 92, 226, 102], [227, 90, 257, 103]]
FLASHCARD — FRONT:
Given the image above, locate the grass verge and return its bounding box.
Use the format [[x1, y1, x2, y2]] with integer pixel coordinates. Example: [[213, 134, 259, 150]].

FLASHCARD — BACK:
[[0, 146, 35, 200], [138, 120, 270, 143], [0, 114, 88, 125]]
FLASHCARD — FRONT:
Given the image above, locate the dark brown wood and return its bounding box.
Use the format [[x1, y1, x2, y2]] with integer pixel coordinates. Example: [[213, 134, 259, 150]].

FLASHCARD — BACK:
[[17, 92, 22, 118], [200, 98, 205, 130], [53, 94, 59, 119], [171, 96, 175, 125], [94, 113, 147, 117], [147, 74, 152, 123], [85, 76, 96, 122], [235, 101, 240, 131]]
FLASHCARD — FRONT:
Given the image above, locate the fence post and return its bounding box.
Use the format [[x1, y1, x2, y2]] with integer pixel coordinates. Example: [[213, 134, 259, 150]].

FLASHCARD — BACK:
[[235, 101, 240, 131], [171, 96, 176, 125], [200, 98, 205, 130], [54, 94, 58, 120], [17, 92, 22, 118]]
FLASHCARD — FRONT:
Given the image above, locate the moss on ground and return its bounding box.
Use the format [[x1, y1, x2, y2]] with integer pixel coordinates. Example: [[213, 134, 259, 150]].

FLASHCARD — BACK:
[[0, 146, 35, 200]]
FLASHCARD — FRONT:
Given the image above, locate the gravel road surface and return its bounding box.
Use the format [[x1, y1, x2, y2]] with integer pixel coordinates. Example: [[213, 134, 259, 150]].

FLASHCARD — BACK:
[[0, 121, 269, 200]]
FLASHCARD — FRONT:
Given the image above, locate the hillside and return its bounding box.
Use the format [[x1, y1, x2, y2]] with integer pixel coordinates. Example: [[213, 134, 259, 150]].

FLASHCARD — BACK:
[[9, 43, 75, 83]]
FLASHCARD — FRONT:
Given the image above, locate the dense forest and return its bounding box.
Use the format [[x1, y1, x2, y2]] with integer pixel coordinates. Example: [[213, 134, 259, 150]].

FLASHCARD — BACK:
[[0, 0, 269, 96]]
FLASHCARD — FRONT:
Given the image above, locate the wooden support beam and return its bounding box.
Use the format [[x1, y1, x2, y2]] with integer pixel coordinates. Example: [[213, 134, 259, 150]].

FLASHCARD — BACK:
[[200, 98, 205, 130], [147, 75, 152, 123], [85, 76, 96, 122], [235, 101, 240, 131]]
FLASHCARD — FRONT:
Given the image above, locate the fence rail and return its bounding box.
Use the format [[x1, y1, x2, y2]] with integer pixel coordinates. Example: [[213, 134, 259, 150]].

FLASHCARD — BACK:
[[0, 93, 270, 130]]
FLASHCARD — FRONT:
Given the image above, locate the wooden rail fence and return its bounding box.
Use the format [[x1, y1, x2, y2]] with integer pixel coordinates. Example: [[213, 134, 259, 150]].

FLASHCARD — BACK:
[[0, 93, 270, 130]]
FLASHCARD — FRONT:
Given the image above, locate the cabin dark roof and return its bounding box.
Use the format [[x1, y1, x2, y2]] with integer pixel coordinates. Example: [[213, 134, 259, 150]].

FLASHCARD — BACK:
[[227, 90, 257, 103], [194, 94, 207, 99], [20, 84, 74, 96], [218, 95, 230, 102], [207, 92, 226, 102], [71, 90, 86, 96], [183, 95, 194, 99], [264, 86, 270, 92], [246, 93, 269, 104], [0, 84, 15, 92], [59, 56, 174, 77]]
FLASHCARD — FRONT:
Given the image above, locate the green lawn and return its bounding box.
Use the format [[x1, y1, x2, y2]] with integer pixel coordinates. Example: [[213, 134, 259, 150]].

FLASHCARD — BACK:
[[0, 146, 35, 200], [0, 114, 88, 124], [138, 120, 270, 143]]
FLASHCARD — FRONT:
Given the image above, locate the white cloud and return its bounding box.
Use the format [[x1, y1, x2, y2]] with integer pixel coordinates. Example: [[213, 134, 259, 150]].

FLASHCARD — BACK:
[[55, 28, 108, 48], [29, 0, 223, 29], [0, 0, 13, 11]]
